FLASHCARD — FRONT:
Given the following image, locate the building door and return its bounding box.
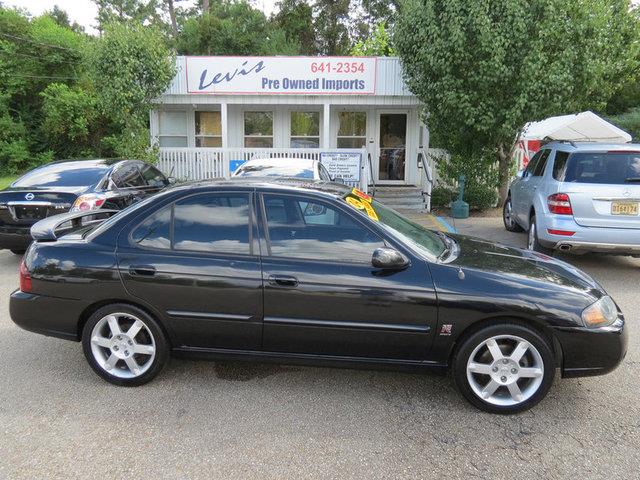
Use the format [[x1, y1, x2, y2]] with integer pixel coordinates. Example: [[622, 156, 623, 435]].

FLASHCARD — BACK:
[[375, 112, 408, 184]]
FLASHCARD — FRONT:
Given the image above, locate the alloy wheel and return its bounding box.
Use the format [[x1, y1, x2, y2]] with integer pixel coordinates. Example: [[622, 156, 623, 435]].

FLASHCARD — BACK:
[[89, 313, 156, 379], [466, 334, 544, 406]]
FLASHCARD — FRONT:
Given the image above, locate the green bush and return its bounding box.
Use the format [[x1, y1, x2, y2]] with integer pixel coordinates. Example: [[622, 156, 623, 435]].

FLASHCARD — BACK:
[[430, 185, 455, 208]]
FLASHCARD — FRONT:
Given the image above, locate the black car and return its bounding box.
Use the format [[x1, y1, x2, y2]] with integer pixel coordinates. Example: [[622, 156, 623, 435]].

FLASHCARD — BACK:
[[0, 159, 170, 253], [10, 179, 627, 413]]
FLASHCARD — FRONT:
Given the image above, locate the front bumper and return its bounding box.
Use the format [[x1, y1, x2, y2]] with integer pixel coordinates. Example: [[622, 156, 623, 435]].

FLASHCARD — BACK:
[[537, 215, 640, 254], [9, 290, 84, 341], [554, 317, 628, 378]]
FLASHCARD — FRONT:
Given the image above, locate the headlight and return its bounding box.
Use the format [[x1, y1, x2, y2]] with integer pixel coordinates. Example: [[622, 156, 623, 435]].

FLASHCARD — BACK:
[[582, 296, 618, 328]]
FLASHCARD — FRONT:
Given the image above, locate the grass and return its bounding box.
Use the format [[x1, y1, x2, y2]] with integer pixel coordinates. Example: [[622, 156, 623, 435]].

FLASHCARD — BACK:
[[0, 175, 17, 190]]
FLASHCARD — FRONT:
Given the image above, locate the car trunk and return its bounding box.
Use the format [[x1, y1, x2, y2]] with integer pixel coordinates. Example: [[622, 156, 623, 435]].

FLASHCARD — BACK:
[[558, 150, 640, 229], [0, 188, 82, 227]]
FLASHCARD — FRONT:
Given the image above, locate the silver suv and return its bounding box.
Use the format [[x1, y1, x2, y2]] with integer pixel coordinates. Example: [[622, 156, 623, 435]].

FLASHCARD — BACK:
[[504, 142, 640, 256]]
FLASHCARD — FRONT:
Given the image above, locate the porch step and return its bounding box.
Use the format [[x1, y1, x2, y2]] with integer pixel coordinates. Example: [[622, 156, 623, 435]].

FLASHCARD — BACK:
[[372, 186, 426, 212]]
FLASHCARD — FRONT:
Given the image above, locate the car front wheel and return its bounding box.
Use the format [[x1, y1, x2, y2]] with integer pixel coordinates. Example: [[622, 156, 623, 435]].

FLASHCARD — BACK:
[[81, 304, 169, 386], [453, 323, 555, 414], [503, 195, 523, 232]]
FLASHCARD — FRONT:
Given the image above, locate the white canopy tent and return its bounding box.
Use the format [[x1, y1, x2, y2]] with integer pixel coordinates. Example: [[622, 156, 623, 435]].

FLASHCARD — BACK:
[[521, 110, 631, 143]]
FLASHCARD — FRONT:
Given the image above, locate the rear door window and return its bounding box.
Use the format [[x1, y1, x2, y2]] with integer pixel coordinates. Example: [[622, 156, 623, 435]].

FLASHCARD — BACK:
[[173, 193, 251, 255], [112, 163, 145, 188], [140, 164, 168, 188], [552, 151, 570, 180], [131, 205, 171, 249], [561, 152, 640, 184]]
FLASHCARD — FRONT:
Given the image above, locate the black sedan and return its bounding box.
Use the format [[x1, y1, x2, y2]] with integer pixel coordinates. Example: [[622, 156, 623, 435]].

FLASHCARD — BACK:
[[10, 179, 627, 413], [0, 159, 170, 253]]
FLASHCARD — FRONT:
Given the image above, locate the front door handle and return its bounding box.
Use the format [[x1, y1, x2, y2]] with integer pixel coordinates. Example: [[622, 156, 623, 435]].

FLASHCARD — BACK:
[[129, 265, 156, 277], [267, 275, 298, 288]]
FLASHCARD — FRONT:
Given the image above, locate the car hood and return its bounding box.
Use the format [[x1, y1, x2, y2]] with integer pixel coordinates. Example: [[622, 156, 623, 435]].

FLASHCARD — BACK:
[[442, 233, 601, 293]]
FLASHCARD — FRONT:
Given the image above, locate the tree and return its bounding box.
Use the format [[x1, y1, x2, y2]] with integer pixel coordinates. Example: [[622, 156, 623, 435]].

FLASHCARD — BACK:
[[273, 0, 316, 55], [395, 0, 640, 205], [313, 0, 351, 55], [177, 0, 299, 55], [86, 21, 175, 159], [351, 0, 400, 42], [351, 22, 394, 57]]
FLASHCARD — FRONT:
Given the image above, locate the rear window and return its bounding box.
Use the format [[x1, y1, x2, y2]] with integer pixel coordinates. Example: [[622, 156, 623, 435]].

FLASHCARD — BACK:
[[235, 164, 314, 179], [13, 163, 109, 188], [555, 152, 640, 184]]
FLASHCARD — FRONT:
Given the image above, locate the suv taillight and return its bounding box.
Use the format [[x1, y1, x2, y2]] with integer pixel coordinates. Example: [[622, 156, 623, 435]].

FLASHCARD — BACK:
[[548, 193, 573, 215], [19, 260, 31, 293]]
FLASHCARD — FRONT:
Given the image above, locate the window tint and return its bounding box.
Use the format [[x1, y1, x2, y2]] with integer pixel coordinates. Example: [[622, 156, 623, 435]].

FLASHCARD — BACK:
[[140, 164, 168, 188], [524, 150, 542, 175], [263, 194, 384, 262], [113, 163, 145, 188], [560, 152, 640, 184], [532, 150, 551, 176], [131, 205, 171, 249], [173, 193, 251, 254], [552, 151, 570, 180]]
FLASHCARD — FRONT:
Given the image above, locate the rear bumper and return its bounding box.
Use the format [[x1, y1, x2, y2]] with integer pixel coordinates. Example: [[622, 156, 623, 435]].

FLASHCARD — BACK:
[[537, 215, 640, 254], [0, 226, 33, 250], [9, 290, 83, 341], [555, 317, 628, 378]]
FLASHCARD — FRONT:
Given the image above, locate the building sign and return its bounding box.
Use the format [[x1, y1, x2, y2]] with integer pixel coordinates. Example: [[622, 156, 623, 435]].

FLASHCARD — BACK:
[[186, 57, 377, 95], [320, 152, 361, 182]]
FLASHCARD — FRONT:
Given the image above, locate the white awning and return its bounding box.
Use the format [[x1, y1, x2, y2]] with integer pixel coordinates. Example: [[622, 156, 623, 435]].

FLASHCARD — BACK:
[[521, 111, 631, 143]]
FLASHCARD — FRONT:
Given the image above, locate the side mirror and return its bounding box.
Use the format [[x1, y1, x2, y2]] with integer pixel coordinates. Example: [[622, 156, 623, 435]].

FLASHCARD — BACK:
[[372, 247, 409, 270], [516, 169, 524, 179], [332, 177, 345, 184], [167, 176, 177, 185]]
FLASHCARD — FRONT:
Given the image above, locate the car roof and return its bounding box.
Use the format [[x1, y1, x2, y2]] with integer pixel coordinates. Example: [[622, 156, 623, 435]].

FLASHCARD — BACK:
[[240, 157, 318, 167], [169, 177, 351, 198], [545, 141, 640, 153]]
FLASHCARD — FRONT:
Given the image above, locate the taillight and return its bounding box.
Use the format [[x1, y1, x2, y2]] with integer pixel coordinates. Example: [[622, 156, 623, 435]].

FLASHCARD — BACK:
[[19, 260, 31, 293], [548, 193, 573, 215], [71, 194, 106, 212]]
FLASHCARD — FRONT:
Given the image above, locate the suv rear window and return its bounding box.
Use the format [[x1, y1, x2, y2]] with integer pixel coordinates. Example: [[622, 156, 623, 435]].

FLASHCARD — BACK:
[[556, 152, 640, 184]]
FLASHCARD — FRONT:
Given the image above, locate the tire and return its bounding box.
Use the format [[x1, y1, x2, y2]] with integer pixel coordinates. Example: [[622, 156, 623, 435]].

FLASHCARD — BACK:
[[527, 214, 553, 255], [503, 195, 523, 232], [453, 323, 555, 414], [10, 249, 26, 255], [81, 303, 169, 386]]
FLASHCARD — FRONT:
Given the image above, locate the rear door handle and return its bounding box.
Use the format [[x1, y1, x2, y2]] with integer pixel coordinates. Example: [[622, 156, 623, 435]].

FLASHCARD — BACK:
[[267, 275, 298, 287], [129, 265, 156, 276]]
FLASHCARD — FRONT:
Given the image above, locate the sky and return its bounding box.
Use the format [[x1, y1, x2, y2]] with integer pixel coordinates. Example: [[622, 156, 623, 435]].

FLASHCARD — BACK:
[[2, 0, 278, 34]]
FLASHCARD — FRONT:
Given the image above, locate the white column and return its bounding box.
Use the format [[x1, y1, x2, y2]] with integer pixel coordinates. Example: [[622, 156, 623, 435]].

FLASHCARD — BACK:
[[221, 101, 229, 177], [323, 103, 331, 149]]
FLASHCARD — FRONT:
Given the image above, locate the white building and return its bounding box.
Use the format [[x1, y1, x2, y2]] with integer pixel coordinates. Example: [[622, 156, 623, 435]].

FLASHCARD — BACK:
[[150, 56, 432, 205]]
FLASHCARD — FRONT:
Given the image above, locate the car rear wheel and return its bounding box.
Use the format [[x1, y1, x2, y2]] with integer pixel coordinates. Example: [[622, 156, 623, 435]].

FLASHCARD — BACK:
[[527, 214, 552, 255], [503, 195, 523, 232], [81, 304, 169, 386], [453, 323, 555, 414]]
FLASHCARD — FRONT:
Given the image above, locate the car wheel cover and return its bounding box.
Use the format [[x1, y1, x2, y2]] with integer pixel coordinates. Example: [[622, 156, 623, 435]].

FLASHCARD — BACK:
[[90, 312, 156, 379], [504, 199, 515, 227], [466, 334, 544, 406]]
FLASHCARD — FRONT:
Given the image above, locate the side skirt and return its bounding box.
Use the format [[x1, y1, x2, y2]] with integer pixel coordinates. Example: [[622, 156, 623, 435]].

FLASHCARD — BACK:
[[171, 346, 449, 375]]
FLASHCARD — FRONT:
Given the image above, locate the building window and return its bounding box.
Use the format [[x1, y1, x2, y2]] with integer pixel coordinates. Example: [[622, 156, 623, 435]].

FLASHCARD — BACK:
[[244, 112, 273, 147], [158, 111, 188, 147], [337, 112, 366, 149], [290, 111, 320, 148], [195, 111, 222, 147]]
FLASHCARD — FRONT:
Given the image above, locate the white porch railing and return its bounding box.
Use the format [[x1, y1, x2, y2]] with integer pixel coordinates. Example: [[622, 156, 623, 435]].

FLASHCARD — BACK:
[[157, 147, 371, 193]]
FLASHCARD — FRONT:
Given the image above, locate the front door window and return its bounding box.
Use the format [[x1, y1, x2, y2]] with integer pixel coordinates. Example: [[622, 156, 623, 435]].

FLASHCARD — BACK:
[[378, 113, 407, 181]]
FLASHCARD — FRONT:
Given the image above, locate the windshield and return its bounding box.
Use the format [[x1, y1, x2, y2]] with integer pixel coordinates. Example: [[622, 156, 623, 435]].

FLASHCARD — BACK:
[[342, 190, 446, 258], [554, 151, 640, 184], [13, 162, 109, 188]]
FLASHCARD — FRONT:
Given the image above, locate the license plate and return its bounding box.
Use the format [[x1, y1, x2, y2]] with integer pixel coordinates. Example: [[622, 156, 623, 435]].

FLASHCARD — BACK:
[[611, 202, 639, 216]]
